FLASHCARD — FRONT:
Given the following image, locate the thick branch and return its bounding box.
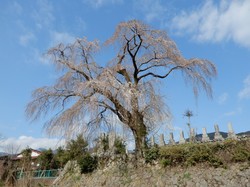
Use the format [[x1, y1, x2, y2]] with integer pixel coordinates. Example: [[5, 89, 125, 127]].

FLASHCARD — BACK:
[[117, 69, 131, 82], [126, 38, 139, 84], [93, 86, 131, 124], [97, 101, 126, 123]]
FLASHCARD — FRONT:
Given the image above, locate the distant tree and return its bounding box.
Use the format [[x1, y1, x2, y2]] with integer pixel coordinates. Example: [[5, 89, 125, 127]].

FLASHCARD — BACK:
[[37, 149, 59, 170], [54, 146, 68, 168], [0, 143, 20, 187], [183, 109, 196, 142], [20, 148, 32, 170], [53, 134, 97, 173], [183, 109, 193, 131], [19, 148, 33, 187], [26, 20, 217, 157], [65, 134, 88, 160]]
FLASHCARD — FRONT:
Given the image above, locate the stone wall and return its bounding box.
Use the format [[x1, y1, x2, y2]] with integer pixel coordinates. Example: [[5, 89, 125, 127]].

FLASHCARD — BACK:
[[54, 162, 250, 187]]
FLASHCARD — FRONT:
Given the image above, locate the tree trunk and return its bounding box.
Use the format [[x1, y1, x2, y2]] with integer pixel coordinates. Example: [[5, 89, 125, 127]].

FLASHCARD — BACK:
[[131, 119, 147, 158], [129, 91, 148, 158]]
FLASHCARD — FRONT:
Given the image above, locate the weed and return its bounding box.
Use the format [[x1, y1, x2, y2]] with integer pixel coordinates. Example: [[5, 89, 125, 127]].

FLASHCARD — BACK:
[[183, 172, 192, 180], [160, 159, 171, 167]]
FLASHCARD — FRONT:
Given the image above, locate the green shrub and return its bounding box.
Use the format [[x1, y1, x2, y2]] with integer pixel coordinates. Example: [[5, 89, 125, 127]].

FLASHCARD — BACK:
[[159, 143, 226, 167], [208, 157, 224, 168], [144, 147, 159, 163], [185, 144, 213, 166], [159, 145, 185, 166], [233, 148, 250, 162], [78, 154, 98, 174], [37, 149, 58, 169], [160, 158, 171, 167], [114, 138, 126, 155], [65, 134, 88, 159], [101, 135, 109, 151]]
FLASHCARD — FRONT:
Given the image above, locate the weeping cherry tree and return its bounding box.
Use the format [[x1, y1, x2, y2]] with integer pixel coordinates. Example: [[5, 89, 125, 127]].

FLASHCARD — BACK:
[[26, 20, 217, 157]]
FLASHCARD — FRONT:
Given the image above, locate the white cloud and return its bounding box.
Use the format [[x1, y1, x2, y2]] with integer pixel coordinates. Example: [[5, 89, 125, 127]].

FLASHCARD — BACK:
[[83, 0, 123, 8], [19, 32, 36, 46], [172, 0, 250, 48], [134, 0, 167, 22], [238, 75, 250, 99], [0, 136, 65, 153], [218, 92, 229, 105], [50, 31, 75, 46]]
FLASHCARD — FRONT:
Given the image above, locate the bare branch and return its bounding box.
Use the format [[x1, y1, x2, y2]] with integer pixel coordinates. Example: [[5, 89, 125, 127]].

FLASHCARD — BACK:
[[138, 65, 183, 81]]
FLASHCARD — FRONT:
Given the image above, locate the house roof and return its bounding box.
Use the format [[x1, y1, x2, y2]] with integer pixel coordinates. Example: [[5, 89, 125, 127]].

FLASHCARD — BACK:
[[14, 149, 42, 160]]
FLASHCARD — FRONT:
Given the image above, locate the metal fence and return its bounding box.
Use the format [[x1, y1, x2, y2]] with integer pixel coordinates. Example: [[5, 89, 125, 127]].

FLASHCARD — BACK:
[[16, 169, 60, 179]]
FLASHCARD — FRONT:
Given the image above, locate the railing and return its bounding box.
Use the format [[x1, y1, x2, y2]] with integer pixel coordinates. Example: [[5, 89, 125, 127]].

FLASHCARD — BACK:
[[16, 169, 60, 179]]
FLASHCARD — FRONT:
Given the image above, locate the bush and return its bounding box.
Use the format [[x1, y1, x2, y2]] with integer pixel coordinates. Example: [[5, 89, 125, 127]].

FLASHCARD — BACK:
[[144, 147, 159, 163], [158, 139, 250, 168], [159, 143, 225, 167], [114, 138, 126, 155], [100, 135, 109, 151], [159, 145, 185, 166], [185, 144, 213, 166], [160, 158, 171, 167], [65, 134, 88, 159], [208, 157, 224, 168], [232, 147, 250, 162], [37, 149, 59, 169], [78, 154, 98, 174]]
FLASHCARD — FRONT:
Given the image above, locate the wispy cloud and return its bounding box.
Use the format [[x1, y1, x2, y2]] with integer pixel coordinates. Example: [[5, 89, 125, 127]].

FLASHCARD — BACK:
[[172, 0, 250, 48], [12, 1, 23, 15], [224, 107, 242, 117], [224, 111, 236, 117], [75, 17, 87, 33], [218, 92, 229, 105], [0, 136, 65, 153], [19, 32, 36, 46], [238, 75, 250, 99], [32, 0, 55, 29], [134, 0, 167, 22], [83, 0, 123, 8]]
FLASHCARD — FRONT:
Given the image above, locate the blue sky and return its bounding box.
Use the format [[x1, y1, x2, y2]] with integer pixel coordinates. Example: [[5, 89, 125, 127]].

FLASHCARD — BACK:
[[1, 0, 250, 151]]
